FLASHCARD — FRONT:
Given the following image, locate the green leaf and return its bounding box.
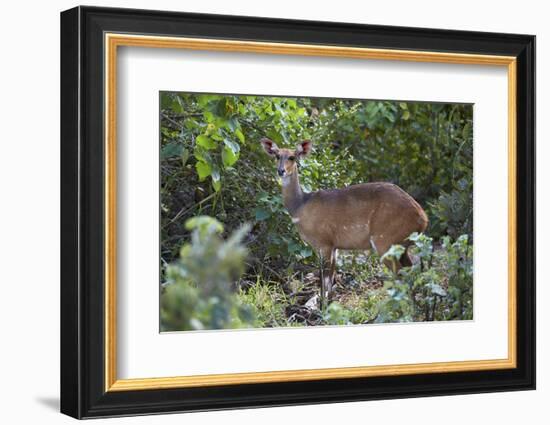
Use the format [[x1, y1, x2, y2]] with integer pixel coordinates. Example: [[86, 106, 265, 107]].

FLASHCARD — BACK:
[[407, 232, 421, 242], [235, 129, 245, 143], [223, 138, 240, 154], [184, 119, 199, 130], [160, 94, 184, 114], [203, 111, 215, 123], [196, 135, 216, 150], [287, 241, 301, 254], [160, 142, 181, 159], [185, 215, 223, 234], [173, 96, 184, 114], [222, 146, 239, 167], [160, 93, 172, 109], [212, 178, 222, 192], [211, 165, 221, 192], [210, 131, 223, 141], [211, 166, 220, 183], [402, 110, 410, 120], [380, 244, 406, 262], [193, 147, 210, 163], [226, 117, 239, 131], [181, 148, 190, 167], [195, 161, 212, 181], [254, 208, 271, 221], [197, 94, 221, 107], [207, 99, 227, 117]]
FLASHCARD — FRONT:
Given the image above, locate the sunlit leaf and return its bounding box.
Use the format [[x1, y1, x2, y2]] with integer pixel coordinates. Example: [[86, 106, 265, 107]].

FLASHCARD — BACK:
[[195, 161, 211, 181], [235, 129, 245, 143], [222, 146, 239, 167], [212, 178, 222, 192], [196, 135, 216, 150]]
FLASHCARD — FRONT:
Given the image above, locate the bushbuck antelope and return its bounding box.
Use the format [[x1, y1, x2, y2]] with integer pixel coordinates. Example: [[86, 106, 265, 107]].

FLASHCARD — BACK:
[[260, 138, 429, 306]]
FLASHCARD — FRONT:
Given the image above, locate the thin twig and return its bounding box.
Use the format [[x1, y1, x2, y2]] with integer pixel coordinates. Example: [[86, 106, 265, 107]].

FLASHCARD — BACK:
[[165, 192, 217, 226], [161, 113, 185, 129]]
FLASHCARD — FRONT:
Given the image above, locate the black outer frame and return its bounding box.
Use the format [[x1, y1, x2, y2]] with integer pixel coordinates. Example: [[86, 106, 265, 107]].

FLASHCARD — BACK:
[[60, 5, 536, 419]]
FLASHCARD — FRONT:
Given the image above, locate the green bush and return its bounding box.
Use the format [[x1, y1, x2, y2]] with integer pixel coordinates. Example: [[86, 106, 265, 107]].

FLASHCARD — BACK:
[[160, 216, 256, 331], [236, 277, 289, 327], [377, 233, 473, 323], [429, 178, 473, 240]]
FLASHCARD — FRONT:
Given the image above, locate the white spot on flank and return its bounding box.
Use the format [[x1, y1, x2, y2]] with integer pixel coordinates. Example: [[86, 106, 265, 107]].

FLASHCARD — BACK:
[[291, 217, 300, 224]]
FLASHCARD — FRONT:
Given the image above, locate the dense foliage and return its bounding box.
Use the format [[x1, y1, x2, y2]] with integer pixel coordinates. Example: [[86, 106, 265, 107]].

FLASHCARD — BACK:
[[160, 92, 473, 330], [161, 217, 255, 331], [377, 233, 473, 323]]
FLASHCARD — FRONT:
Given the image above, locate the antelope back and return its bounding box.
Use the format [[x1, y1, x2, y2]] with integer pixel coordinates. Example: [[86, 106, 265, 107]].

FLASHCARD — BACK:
[[293, 182, 428, 252]]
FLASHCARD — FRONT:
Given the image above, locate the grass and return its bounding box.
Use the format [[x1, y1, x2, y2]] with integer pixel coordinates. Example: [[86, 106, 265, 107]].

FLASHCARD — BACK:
[[237, 277, 289, 327], [236, 251, 390, 328]]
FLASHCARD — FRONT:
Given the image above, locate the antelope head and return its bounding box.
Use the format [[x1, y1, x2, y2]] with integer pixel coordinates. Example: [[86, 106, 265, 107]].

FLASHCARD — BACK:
[[260, 138, 313, 178]]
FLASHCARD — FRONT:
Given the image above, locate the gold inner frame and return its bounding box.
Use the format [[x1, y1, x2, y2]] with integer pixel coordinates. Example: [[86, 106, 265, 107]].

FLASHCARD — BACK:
[[104, 33, 517, 392]]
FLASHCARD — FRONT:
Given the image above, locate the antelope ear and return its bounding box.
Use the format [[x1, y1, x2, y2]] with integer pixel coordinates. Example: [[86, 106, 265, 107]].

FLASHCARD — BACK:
[[296, 140, 313, 157], [260, 138, 279, 156]]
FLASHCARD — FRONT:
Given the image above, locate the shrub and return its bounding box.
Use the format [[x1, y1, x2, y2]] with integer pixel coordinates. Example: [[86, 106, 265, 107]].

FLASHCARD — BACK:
[[376, 232, 473, 323], [160, 216, 256, 331], [429, 178, 473, 240]]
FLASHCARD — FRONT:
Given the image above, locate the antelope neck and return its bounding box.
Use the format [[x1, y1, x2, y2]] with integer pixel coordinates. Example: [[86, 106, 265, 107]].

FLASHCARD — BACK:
[[282, 170, 305, 216]]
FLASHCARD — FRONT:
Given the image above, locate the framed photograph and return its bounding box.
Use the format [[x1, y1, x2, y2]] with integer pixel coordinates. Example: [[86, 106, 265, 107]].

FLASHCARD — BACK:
[[60, 6, 535, 419]]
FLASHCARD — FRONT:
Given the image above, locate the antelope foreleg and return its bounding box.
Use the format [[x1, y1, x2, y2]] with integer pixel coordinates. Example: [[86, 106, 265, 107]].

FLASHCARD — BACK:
[[318, 248, 335, 309], [318, 252, 326, 309], [327, 249, 337, 294]]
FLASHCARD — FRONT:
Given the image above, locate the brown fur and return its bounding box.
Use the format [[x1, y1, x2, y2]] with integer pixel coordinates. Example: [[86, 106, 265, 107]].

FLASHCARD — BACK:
[[260, 138, 429, 299]]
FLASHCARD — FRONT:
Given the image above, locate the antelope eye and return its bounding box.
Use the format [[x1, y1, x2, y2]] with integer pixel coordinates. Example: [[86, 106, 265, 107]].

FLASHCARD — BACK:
[[288, 156, 295, 161]]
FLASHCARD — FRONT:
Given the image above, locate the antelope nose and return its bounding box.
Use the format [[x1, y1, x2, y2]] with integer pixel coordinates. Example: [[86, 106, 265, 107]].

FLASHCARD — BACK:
[[277, 169, 285, 177]]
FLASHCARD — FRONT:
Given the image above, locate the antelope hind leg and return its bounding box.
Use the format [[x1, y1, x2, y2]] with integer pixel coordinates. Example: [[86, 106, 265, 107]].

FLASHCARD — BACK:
[[327, 248, 337, 294], [318, 247, 334, 304]]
